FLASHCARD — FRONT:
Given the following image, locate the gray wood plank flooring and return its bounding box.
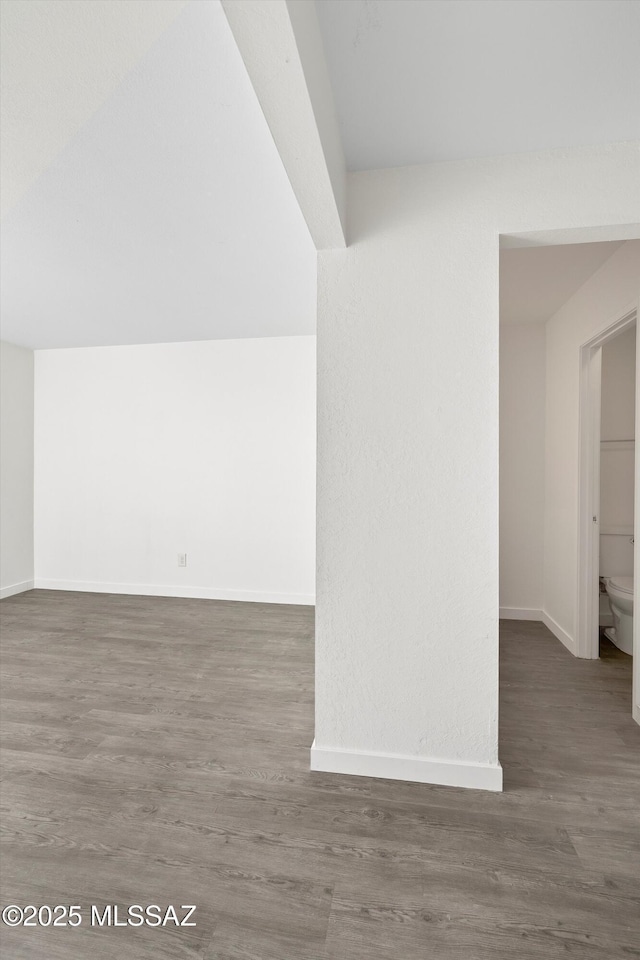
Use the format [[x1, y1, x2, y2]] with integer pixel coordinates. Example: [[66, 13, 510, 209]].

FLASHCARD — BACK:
[[0, 590, 638, 959]]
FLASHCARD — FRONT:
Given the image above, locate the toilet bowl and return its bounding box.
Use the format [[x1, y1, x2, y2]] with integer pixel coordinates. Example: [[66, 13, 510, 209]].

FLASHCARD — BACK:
[[604, 577, 634, 656]]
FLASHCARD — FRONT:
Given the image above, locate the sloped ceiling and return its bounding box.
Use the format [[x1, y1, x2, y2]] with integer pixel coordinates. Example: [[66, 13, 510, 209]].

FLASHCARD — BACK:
[[2, 0, 636, 348], [0, 0, 316, 348], [0, 0, 190, 216]]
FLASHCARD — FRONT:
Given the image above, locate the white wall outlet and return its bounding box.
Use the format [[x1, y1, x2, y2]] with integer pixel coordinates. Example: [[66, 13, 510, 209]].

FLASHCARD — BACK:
[[177, 553, 187, 567]]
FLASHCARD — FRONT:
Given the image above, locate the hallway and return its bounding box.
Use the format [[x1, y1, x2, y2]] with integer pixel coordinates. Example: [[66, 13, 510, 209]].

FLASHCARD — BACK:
[[0, 592, 638, 959]]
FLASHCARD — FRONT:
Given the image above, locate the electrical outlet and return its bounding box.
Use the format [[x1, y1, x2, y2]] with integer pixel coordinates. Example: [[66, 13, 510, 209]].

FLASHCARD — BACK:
[[178, 553, 187, 567]]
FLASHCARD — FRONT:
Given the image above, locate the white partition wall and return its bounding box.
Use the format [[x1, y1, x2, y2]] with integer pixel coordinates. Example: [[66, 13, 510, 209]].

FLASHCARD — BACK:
[[312, 144, 640, 790]]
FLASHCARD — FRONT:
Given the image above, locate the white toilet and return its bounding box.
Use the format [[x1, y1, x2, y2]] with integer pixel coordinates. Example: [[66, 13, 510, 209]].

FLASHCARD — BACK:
[[604, 577, 634, 655]]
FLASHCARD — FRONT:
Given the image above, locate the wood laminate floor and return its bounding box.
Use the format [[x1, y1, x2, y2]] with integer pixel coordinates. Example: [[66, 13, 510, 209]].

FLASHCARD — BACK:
[[0, 591, 638, 959]]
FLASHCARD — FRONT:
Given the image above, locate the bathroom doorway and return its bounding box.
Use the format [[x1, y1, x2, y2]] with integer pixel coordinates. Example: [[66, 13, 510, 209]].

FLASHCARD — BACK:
[[577, 308, 637, 667], [499, 238, 640, 728], [598, 323, 636, 657]]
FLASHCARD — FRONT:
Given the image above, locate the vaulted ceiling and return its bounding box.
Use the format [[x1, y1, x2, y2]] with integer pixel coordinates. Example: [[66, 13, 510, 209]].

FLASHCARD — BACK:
[[1, 0, 638, 349], [0, 0, 315, 348]]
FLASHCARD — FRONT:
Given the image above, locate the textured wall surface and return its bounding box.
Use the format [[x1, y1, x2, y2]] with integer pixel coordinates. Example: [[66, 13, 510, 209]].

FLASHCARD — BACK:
[[316, 143, 640, 771]]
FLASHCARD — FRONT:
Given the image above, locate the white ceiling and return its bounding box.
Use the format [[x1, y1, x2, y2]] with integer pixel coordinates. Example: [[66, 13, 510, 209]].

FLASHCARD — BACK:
[[2, 1, 637, 350], [0, 0, 315, 349], [0, 0, 189, 217], [316, 0, 640, 171], [500, 241, 623, 325]]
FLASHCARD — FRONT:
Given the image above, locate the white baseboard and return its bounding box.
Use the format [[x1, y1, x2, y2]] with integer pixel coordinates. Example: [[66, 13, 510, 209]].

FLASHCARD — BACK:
[[0, 579, 34, 600], [310, 740, 503, 792], [33, 579, 315, 606], [542, 610, 575, 654], [499, 607, 543, 621]]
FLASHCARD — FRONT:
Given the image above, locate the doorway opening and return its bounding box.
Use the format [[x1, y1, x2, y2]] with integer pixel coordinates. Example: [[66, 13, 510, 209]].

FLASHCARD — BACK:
[[499, 237, 639, 727], [577, 309, 637, 662]]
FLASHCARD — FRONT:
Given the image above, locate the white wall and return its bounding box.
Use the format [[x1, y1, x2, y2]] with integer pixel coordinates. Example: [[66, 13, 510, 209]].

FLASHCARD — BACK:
[[499, 323, 546, 618], [544, 241, 640, 649], [313, 142, 639, 791], [34, 336, 316, 604], [0, 340, 34, 597], [601, 324, 636, 441], [600, 324, 636, 579]]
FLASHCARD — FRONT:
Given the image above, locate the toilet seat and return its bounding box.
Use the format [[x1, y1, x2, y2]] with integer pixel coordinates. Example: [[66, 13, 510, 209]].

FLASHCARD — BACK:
[[608, 577, 634, 596]]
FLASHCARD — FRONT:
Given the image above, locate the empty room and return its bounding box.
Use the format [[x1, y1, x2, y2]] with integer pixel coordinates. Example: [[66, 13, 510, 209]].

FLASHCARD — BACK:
[[1, 1, 639, 958]]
